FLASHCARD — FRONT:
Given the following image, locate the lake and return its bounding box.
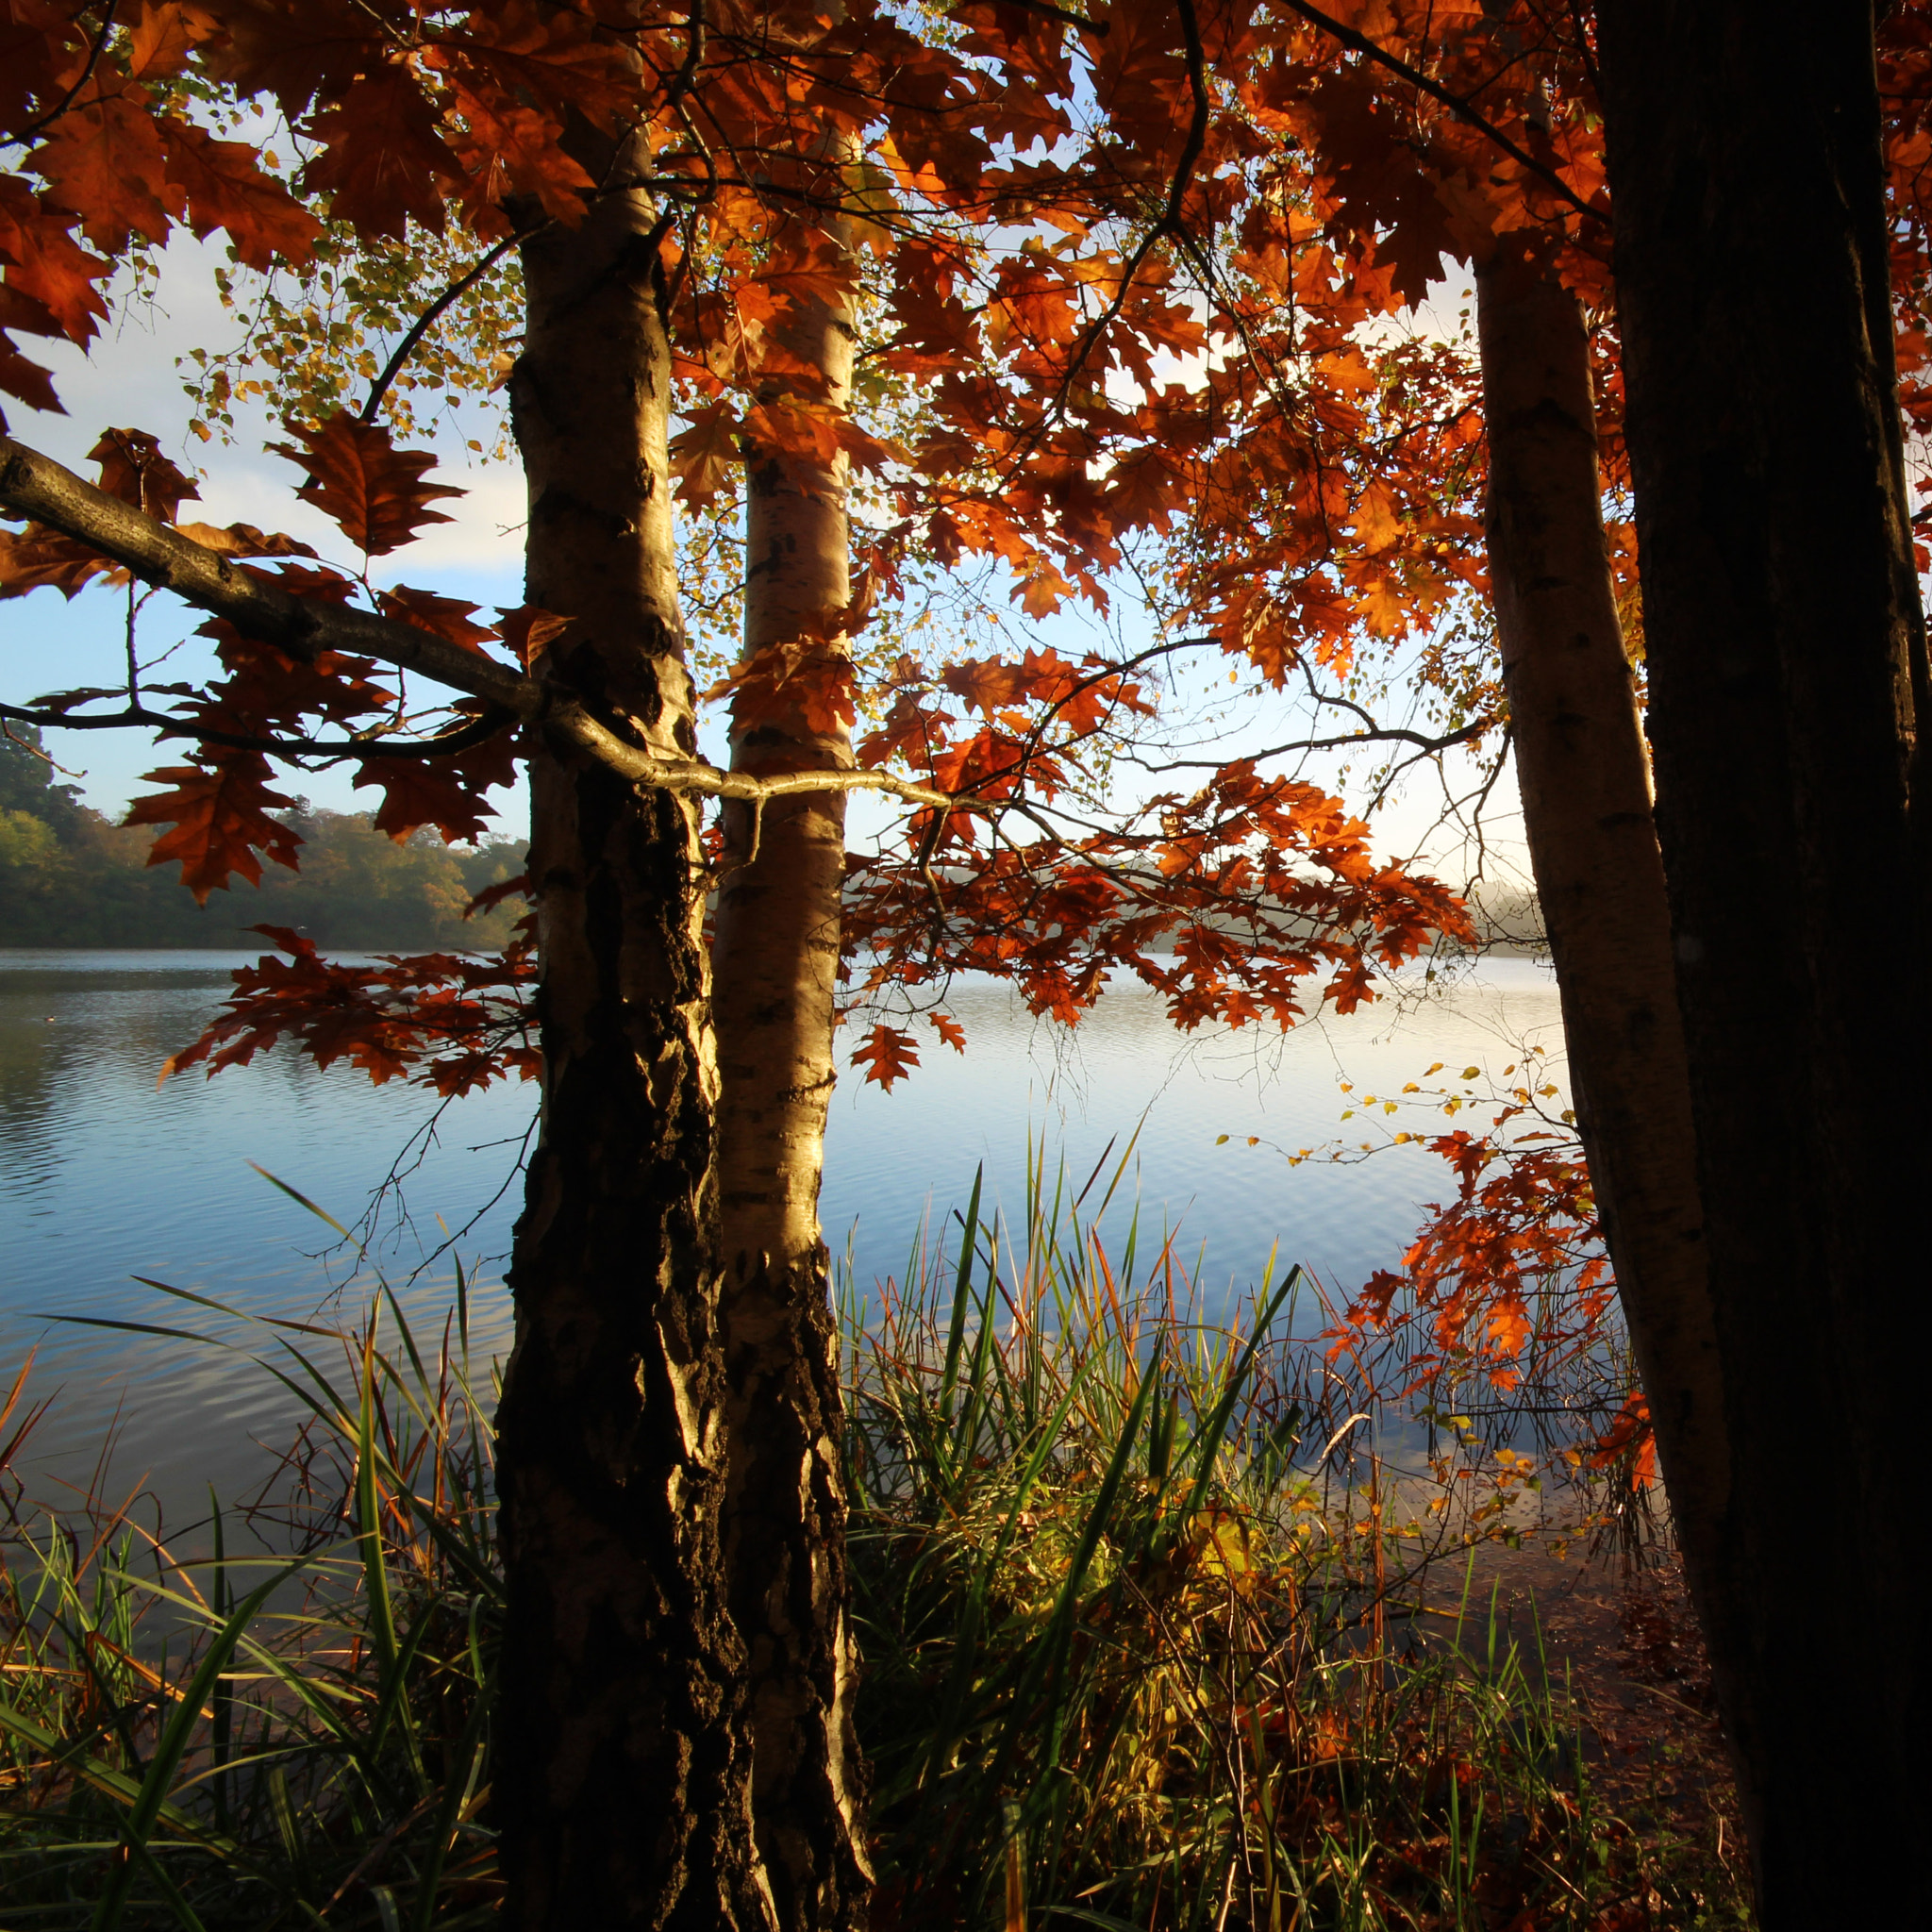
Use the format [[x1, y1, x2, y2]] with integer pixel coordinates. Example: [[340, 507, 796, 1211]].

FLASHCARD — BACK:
[[0, 949, 1569, 1526]]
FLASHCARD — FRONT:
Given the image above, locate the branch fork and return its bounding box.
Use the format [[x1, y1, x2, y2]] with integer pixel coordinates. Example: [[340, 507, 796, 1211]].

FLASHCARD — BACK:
[[0, 435, 963, 819]]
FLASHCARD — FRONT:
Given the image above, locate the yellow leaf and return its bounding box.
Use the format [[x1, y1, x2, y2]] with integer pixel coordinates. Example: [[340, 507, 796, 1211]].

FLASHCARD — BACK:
[[1350, 480, 1403, 553]]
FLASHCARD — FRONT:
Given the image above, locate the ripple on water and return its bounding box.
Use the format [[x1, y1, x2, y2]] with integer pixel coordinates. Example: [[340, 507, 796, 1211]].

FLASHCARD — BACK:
[[0, 950, 1569, 1525]]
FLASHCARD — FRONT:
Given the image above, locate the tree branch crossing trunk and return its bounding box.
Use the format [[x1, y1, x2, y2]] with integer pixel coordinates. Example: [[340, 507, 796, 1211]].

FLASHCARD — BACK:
[[708, 147, 873, 1932], [494, 153, 774, 1931]]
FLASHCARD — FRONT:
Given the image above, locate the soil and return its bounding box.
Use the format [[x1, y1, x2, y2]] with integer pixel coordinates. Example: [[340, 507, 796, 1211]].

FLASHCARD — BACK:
[[1432, 1535, 1748, 1884]]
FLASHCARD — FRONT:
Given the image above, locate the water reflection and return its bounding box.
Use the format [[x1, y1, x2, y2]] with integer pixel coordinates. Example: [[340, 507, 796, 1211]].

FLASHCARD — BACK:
[[0, 949, 1568, 1524]]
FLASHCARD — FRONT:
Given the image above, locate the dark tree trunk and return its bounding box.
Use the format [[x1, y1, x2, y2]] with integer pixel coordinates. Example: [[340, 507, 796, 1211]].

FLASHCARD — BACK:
[[1597, 5, 1932, 1917], [494, 158, 774, 1930], [1474, 241, 1730, 1625], [710, 146, 873, 1932]]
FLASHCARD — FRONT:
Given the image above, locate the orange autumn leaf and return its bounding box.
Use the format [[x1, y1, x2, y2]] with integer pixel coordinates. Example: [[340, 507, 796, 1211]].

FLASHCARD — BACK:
[[851, 1023, 921, 1091], [158, 113, 322, 270], [270, 414, 461, 556], [376, 584, 499, 654], [124, 755, 303, 902], [494, 604, 574, 667]]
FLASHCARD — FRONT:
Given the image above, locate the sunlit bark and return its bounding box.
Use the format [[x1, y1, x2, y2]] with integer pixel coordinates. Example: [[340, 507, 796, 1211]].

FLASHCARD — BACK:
[[1475, 236, 1730, 1633], [708, 139, 873, 1932]]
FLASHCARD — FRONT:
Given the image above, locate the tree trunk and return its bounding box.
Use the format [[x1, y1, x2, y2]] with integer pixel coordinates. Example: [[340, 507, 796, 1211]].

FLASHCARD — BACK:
[[708, 165, 873, 1931], [1474, 240, 1730, 1652], [495, 159, 774, 1930], [1597, 5, 1932, 1917]]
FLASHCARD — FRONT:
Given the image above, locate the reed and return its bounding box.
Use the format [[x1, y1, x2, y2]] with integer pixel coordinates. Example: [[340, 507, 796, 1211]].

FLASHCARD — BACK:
[[846, 1147, 1746, 1930], [0, 1245, 503, 1928], [0, 1158, 1750, 1928]]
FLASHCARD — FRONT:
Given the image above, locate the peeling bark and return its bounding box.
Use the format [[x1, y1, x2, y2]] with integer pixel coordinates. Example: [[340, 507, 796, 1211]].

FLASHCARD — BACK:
[[708, 149, 873, 1932], [494, 151, 773, 1931]]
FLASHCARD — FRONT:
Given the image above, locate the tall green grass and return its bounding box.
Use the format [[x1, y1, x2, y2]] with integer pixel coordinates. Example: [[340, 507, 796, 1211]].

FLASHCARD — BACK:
[[845, 1153, 1745, 1930], [0, 1162, 1750, 1929], [0, 1249, 503, 1928]]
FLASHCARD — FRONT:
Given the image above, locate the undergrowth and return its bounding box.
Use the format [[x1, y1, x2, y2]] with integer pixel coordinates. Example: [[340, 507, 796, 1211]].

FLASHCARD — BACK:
[[0, 1165, 1753, 1928]]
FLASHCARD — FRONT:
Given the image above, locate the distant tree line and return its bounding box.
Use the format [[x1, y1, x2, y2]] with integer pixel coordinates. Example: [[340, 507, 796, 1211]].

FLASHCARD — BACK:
[[0, 728, 525, 951]]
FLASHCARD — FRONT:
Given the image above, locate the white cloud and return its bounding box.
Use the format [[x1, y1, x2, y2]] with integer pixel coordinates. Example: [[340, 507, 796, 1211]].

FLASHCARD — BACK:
[[10, 231, 527, 583], [6, 236, 533, 812]]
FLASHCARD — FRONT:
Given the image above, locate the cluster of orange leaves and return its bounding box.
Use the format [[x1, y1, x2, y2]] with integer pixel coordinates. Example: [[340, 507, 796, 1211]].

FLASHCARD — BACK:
[[3, 4, 1510, 1083], [1326, 1097, 1657, 1484], [1341, 1123, 1609, 1391], [162, 917, 537, 1097], [17, 3, 1932, 1487]]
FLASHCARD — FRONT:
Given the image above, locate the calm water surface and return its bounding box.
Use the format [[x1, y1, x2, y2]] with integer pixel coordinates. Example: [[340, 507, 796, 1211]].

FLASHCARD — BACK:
[[0, 949, 1567, 1523]]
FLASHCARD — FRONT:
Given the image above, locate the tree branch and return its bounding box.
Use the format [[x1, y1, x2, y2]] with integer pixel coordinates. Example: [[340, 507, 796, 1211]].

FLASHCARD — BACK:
[[0, 696, 516, 762], [359, 231, 529, 425], [1282, 0, 1608, 230], [0, 436, 967, 816], [4, 1, 118, 150], [1001, 0, 1108, 35], [1, 436, 537, 707], [1131, 716, 1493, 771], [1036, 0, 1210, 437]]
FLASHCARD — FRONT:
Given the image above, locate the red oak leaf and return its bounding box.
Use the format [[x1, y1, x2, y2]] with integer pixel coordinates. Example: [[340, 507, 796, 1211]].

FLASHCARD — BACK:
[[495, 604, 573, 666], [34, 91, 175, 253], [271, 415, 461, 556], [300, 64, 459, 240], [0, 522, 123, 597], [158, 114, 322, 269], [376, 584, 499, 654], [0, 179, 112, 345], [851, 1023, 920, 1091], [124, 755, 303, 901], [90, 427, 198, 522]]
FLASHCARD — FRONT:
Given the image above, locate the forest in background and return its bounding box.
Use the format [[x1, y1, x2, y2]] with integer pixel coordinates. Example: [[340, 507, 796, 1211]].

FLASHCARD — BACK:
[[0, 727, 525, 950], [3, 0, 1920, 1917]]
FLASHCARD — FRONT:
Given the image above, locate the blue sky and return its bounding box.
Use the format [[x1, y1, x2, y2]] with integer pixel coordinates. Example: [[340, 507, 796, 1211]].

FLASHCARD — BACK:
[[6, 233, 529, 824], [3, 236, 1524, 893]]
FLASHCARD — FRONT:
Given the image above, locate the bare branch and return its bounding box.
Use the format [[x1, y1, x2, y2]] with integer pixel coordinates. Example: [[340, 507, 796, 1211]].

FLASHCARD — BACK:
[[4, 2, 118, 150], [1130, 716, 1493, 772], [0, 696, 516, 762], [1001, 0, 1108, 35], [359, 230, 529, 425], [1036, 0, 1211, 437], [0, 436, 968, 817]]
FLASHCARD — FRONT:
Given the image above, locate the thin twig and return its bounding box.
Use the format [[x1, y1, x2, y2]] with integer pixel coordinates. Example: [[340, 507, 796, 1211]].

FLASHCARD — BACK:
[[0, 698, 515, 763], [1035, 0, 1213, 439], [1002, 0, 1109, 34], [1131, 716, 1493, 773], [5, 1, 118, 150], [1282, 0, 1607, 228], [359, 232, 529, 425]]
